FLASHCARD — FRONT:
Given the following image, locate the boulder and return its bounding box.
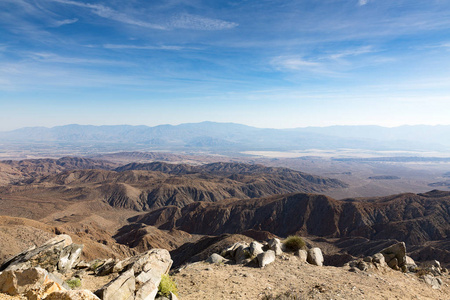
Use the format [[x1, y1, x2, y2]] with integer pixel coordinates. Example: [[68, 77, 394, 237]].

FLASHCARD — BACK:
[[380, 242, 406, 269], [234, 245, 250, 264], [126, 249, 172, 275], [58, 243, 84, 273], [205, 253, 228, 264], [95, 269, 135, 300], [0, 234, 82, 274], [421, 274, 442, 290], [94, 258, 116, 276], [134, 275, 161, 300], [45, 290, 101, 300], [372, 253, 386, 267], [221, 242, 243, 259], [257, 250, 275, 268], [296, 250, 308, 263], [0, 267, 48, 295], [387, 258, 399, 270], [25, 279, 66, 300], [249, 241, 264, 257], [267, 238, 283, 255], [405, 256, 416, 267], [307, 248, 324, 266]]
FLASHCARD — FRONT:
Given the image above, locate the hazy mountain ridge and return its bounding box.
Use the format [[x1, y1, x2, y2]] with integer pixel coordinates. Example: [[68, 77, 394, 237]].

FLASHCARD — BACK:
[[0, 161, 347, 211], [2, 122, 449, 151]]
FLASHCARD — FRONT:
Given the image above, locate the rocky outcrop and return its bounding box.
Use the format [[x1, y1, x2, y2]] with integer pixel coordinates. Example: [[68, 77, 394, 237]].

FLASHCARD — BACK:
[[0, 235, 173, 300], [0, 234, 82, 273]]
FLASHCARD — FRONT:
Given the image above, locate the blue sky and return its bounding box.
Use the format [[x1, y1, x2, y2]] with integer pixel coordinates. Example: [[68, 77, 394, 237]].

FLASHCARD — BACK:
[[1, 0, 450, 131]]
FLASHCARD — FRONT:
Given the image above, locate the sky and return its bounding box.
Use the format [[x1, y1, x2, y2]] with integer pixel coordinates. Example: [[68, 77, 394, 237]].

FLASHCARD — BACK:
[[1, 0, 450, 131]]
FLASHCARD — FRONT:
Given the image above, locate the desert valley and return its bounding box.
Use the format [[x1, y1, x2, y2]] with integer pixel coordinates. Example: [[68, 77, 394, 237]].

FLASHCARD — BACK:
[[0, 123, 450, 299]]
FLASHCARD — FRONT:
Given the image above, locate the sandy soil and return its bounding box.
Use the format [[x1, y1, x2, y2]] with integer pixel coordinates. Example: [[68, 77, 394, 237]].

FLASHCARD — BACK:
[[172, 254, 450, 300]]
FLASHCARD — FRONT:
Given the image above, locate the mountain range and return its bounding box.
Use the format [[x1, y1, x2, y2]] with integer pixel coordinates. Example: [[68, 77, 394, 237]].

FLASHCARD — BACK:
[[1, 122, 450, 151]]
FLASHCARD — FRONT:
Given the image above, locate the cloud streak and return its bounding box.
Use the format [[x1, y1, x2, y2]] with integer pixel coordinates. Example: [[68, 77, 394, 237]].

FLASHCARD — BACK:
[[50, 0, 237, 31]]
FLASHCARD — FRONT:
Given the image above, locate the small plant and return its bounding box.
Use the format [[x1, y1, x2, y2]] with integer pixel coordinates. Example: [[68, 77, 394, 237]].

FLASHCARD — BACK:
[[65, 278, 81, 289], [158, 274, 178, 297], [283, 236, 306, 252]]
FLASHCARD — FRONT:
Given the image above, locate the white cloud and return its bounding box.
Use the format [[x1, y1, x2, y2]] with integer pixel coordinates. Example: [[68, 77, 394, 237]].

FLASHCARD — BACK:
[[53, 18, 78, 27], [358, 0, 369, 6], [50, 1, 237, 31], [327, 46, 375, 60], [168, 13, 238, 30], [103, 44, 185, 51], [50, 0, 166, 30], [272, 56, 320, 71]]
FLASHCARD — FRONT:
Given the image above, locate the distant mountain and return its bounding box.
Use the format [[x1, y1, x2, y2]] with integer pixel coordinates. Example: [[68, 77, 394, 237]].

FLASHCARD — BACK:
[[1, 122, 449, 151], [0, 162, 347, 211]]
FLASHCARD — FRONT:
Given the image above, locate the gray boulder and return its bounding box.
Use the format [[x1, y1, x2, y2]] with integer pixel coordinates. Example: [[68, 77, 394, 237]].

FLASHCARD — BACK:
[[372, 253, 386, 267], [95, 269, 135, 300], [205, 253, 228, 264], [257, 250, 275, 268], [380, 242, 406, 269], [0, 234, 82, 274], [421, 274, 442, 290], [296, 250, 308, 263], [249, 241, 264, 257], [307, 248, 324, 266], [58, 243, 84, 273]]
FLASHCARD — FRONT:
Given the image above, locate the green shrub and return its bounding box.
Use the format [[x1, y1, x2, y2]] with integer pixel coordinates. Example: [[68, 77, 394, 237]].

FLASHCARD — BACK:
[[158, 274, 178, 297], [283, 236, 306, 252], [65, 278, 81, 289]]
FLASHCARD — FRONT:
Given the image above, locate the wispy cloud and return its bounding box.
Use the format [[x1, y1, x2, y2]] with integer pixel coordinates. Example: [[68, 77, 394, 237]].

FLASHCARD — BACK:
[[25, 52, 130, 66], [358, 0, 370, 6], [50, 0, 237, 31], [271, 56, 320, 71], [103, 44, 187, 51], [53, 18, 78, 27], [168, 13, 238, 30], [50, 0, 166, 30], [326, 46, 375, 60]]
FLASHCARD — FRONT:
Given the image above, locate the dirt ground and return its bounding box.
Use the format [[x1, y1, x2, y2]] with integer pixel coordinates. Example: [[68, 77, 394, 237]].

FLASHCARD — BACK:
[[172, 254, 450, 300]]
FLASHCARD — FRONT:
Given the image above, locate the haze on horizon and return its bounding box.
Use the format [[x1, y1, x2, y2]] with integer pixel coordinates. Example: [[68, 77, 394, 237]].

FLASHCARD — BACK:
[[1, 0, 450, 131]]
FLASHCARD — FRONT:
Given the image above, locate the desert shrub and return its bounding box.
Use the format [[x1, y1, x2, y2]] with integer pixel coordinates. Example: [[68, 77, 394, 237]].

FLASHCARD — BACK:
[[283, 236, 306, 252], [65, 278, 81, 289], [158, 274, 178, 297]]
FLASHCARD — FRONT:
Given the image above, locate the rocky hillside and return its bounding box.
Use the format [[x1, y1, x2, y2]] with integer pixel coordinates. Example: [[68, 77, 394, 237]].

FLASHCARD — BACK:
[[130, 191, 450, 256], [0, 157, 118, 185], [0, 162, 347, 211]]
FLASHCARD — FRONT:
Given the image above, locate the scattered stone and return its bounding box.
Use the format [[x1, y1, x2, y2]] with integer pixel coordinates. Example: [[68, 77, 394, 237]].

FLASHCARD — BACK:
[[45, 289, 101, 300], [206, 253, 227, 264], [296, 250, 308, 263], [421, 274, 442, 289], [405, 256, 416, 267], [363, 256, 372, 263], [94, 258, 116, 276], [249, 241, 264, 257], [267, 238, 283, 256], [307, 248, 324, 266], [372, 253, 386, 267], [388, 258, 399, 270], [257, 250, 276, 268], [234, 245, 250, 264]]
